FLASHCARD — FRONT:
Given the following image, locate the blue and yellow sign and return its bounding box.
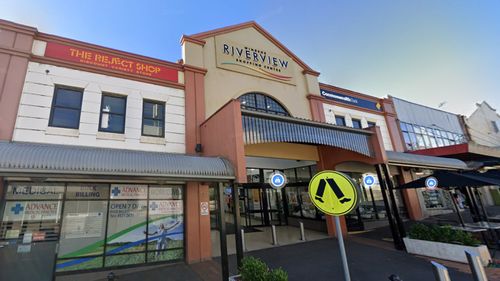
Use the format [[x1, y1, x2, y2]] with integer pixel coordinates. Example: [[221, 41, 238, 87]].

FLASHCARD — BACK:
[[308, 171, 359, 216]]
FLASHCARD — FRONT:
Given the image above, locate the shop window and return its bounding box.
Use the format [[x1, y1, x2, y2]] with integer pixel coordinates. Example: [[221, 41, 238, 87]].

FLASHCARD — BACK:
[[142, 100, 165, 137], [147, 186, 184, 263], [239, 93, 289, 116], [296, 167, 311, 182], [283, 168, 296, 183], [49, 86, 83, 129], [246, 168, 260, 183], [335, 115, 346, 126], [352, 118, 362, 129], [99, 94, 127, 133]]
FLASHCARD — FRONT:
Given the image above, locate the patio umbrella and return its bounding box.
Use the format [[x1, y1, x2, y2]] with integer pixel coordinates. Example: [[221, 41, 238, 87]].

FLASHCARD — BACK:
[[396, 170, 500, 189]]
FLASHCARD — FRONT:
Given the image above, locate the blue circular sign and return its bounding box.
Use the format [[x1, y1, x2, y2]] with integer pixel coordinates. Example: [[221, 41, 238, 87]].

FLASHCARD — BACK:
[[269, 172, 287, 189], [425, 177, 438, 189], [363, 175, 375, 186]]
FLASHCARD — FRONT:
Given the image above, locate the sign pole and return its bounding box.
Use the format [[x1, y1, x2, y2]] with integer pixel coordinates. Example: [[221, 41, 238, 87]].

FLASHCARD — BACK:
[[335, 216, 351, 281]]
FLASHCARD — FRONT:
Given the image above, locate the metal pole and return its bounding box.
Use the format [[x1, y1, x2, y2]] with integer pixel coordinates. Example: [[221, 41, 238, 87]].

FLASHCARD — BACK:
[[271, 225, 278, 245], [231, 182, 244, 268], [241, 229, 246, 252], [217, 182, 229, 281], [382, 164, 407, 238], [335, 216, 351, 281], [465, 250, 489, 281], [449, 190, 466, 227], [299, 221, 306, 241], [375, 164, 403, 250], [431, 261, 451, 281]]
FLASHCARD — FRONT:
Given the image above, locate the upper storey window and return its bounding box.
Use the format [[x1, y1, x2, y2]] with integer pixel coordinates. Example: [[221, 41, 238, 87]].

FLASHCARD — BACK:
[[99, 94, 127, 134], [49, 86, 84, 129], [239, 93, 289, 116]]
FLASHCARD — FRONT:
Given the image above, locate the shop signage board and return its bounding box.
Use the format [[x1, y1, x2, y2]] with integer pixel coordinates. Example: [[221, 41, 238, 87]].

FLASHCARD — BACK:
[[269, 171, 287, 190], [215, 37, 295, 84], [308, 171, 360, 281], [320, 88, 382, 112], [44, 42, 179, 82], [110, 185, 148, 199], [3, 201, 62, 222]]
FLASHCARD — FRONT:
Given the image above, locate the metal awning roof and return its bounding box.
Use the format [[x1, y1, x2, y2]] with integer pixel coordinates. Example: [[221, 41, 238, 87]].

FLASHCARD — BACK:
[[0, 141, 235, 180], [241, 110, 374, 157], [386, 151, 468, 170]]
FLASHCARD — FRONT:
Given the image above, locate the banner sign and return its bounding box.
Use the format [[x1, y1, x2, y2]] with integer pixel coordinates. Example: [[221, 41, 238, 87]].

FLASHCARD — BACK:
[[3, 201, 62, 222], [320, 88, 382, 111], [66, 185, 109, 200], [149, 200, 183, 215], [44, 42, 178, 82]]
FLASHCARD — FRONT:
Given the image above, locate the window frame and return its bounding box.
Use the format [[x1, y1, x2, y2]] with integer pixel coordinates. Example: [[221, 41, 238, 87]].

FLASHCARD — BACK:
[[335, 115, 346, 126], [48, 85, 84, 129], [351, 118, 362, 129], [141, 99, 166, 138], [98, 93, 127, 134], [239, 93, 290, 116]]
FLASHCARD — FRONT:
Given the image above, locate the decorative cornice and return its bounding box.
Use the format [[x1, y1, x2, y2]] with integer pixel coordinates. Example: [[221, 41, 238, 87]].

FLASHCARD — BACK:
[[182, 64, 208, 75], [0, 46, 31, 58], [0, 19, 37, 35], [303, 69, 320, 77], [188, 21, 320, 75], [180, 35, 206, 46]]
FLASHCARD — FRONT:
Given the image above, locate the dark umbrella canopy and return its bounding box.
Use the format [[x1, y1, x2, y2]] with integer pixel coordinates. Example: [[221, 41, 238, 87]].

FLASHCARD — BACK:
[[396, 170, 500, 189]]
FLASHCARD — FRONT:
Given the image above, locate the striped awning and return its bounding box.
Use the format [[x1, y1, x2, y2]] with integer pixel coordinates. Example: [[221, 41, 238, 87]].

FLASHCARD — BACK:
[[241, 110, 374, 157]]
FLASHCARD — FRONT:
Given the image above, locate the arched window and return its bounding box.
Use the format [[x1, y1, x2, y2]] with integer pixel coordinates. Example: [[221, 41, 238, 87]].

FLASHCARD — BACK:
[[239, 93, 290, 116]]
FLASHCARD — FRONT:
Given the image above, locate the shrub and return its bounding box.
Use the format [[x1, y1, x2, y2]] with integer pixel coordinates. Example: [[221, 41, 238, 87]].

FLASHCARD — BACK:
[[268, 268, 288, 281], [239, 256, 288, 281], [408, 223, 480, 246], [240, 257, 269, 281]]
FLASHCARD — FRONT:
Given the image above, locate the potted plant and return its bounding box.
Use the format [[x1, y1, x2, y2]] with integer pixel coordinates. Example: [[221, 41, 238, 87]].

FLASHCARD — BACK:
[[229, 256, 288, 281], [403, 223, 492, 266]]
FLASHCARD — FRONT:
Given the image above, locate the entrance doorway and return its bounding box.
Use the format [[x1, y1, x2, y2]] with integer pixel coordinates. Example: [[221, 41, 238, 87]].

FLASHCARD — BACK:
[[240, 183, 285, 227]]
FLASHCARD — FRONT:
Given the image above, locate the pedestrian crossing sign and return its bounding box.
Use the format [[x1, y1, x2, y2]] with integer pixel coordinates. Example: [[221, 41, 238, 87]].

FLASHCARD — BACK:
[[308, 171, 359, 216]]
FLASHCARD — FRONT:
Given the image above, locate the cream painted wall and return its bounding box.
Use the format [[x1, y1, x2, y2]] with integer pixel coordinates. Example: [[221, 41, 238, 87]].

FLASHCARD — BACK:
[[13, 62, 186, 153], [199, 27, 316, 119], [466, 102, 500, 147], [323, 103, 394, 151]]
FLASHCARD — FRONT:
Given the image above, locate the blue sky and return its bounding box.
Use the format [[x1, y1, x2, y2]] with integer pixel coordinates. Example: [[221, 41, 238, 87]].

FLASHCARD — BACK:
[[1, 0, 499, 115]]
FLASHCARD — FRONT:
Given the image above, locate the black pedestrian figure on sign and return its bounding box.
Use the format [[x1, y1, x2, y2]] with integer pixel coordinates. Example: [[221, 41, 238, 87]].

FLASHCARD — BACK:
[[314, 178, 351, 205]]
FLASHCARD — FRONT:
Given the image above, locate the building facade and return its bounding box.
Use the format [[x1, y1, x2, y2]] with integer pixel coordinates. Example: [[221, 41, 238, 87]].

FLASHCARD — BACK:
[[0, 19, 482, 280]]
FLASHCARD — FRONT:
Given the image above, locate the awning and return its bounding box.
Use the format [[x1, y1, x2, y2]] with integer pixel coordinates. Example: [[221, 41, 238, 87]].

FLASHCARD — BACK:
[[396, 170, 500, 189], [0, 141, 235, 181], [241, 110, 374, 157], [386, 151, 468, 170]]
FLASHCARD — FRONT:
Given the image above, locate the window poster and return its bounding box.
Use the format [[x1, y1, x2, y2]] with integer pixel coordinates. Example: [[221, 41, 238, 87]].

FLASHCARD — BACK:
[[2, 201, 62, 222], [6, 184, 65, 200], [63, 212, 104, 239], [106, 200, 148, 254], [66, 185, 109, 200], [110, 185, 147, 199], [146, 199, 184, 263]]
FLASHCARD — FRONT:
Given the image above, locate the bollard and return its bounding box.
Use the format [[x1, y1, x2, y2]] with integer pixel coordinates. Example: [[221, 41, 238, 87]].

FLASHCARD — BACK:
[[299, 222, 306, 241], [465, 250, 488, 281], [431, 261, 451, 281], [271, 225, 278, 245], [241, 229, 247, 252], [107, 272, 117, 281]]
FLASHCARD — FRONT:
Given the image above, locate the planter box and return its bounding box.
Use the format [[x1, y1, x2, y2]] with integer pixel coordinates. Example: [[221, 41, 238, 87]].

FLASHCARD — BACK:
[[403, 237, 492, 266]]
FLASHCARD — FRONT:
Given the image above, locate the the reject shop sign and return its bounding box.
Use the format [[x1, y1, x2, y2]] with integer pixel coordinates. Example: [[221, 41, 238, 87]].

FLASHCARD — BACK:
[[44, 42, 178, 82]]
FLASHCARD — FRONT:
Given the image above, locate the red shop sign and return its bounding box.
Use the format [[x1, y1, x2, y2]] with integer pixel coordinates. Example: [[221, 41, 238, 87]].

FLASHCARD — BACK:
[[44, 42, 178, 83]]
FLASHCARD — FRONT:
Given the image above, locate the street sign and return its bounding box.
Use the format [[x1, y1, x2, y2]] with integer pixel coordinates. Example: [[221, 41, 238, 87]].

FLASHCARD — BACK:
[[308, 170, 359, 216], [425, 176, 438, 190], [269, 171, 287, 190], [308, 170, 359, 281], [363, 174, 375, 187]]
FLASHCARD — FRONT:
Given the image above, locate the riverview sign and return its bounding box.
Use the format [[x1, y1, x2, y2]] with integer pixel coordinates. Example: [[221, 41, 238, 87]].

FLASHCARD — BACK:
[[215, 37, 295, 84]]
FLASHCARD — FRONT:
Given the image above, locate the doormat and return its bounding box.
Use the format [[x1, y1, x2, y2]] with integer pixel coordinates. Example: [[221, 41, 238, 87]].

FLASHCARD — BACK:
[[225, 223, 262, 234]]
